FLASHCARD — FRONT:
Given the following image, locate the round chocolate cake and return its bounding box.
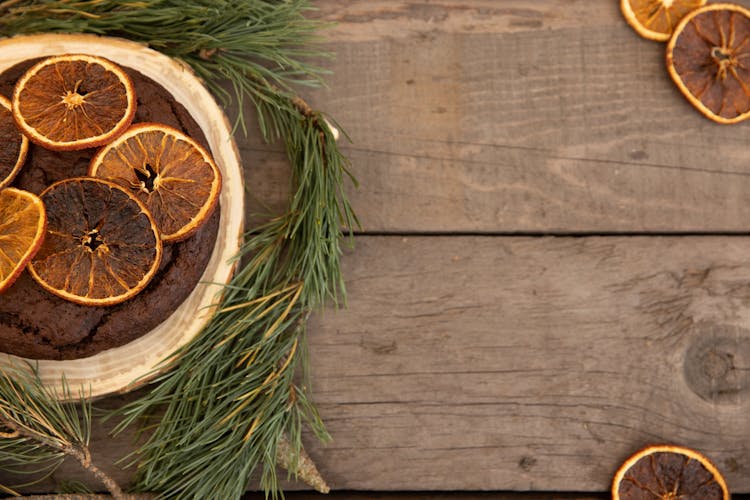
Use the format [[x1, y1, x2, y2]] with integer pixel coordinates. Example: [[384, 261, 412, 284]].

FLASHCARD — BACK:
[[0, 59, 219, 360]]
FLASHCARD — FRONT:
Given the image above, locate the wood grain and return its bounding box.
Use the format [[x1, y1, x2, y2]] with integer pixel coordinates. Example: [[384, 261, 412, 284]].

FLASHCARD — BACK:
[[301, 236, 750, 492], [18, 494, 608, 500], [242, 0, 750, 233], [232, 2, 750, 494], [7, 236, 750, 493], [259, 494, 607, 500]]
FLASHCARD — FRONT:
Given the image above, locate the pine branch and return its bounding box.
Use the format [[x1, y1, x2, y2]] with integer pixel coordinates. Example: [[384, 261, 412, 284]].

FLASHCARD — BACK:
[[0, 0, 331, 134], [107, 94, 356, 498], [0, 365, 124, 499]]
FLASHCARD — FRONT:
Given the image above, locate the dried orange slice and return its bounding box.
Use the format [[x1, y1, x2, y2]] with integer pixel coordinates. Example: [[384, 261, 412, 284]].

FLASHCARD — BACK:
[[28, 178, 162, 307], [12, 54, 136, 151], [667, 3, 750, 124], [89, 123, 221, 242], [0, 95, 28, 189], [621, 0, 706, 42], [0, 188, 46, 294], [612, 445, 729, 499]]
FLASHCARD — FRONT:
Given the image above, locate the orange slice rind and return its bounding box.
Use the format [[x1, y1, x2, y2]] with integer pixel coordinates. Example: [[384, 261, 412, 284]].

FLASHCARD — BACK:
[[621, 0, 706, 41], [89, 122, 222, 242], [12, 54, 136, 151], [667, 3, 750, 124], [0, 95, 28, 189], [0, 188, 46, 294], [612, 444, 729, 500], [28, 177, 162, 307]]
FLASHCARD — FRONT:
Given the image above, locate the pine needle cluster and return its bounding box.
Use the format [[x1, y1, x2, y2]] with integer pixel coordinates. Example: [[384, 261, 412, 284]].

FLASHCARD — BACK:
[[0, 1, 358, 498], [0, 0, 330, 135], [113, 112, 357, 498], [0, 364, 122, 497]]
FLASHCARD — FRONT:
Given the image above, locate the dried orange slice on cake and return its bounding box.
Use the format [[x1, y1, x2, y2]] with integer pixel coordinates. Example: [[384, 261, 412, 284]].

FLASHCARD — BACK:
[[89, 123, 221, 242], [0, 188, 46, 294], [28, 178, 162, 306], [0, 95, 28, 189], [612, 444, 729, 499], [12, 54, 136, 150], [667, 3, 750, 124], [621, 0, 706, 42]]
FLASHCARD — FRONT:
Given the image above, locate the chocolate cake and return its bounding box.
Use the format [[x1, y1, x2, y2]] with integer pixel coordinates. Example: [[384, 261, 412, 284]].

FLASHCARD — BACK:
[[0, 59, 220, 360]]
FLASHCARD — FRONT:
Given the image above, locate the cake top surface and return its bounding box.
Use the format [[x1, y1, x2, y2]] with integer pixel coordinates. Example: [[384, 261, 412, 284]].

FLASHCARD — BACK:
[[0, 58, 220, 360]]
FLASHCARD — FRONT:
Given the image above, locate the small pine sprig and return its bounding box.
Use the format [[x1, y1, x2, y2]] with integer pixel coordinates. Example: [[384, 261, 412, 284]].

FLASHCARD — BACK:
[[0, 364, 123, 498]]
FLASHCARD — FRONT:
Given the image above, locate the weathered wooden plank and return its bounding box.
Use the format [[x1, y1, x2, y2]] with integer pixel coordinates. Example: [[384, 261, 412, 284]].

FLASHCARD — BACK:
[[14, 492, 608, 499], [302, 236, 750, 491], [8, 236, 750, 493], [241, 0, 750, 233], [271, 494, 607, 500], [14, 493, 608, 500]]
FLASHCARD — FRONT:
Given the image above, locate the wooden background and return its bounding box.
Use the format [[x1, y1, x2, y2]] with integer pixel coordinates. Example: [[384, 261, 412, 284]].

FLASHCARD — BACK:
[[8, 0, 750, 497]]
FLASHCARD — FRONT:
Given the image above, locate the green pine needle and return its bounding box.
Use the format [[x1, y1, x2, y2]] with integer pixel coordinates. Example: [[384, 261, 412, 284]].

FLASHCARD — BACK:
[[112, 105, 356, 499], [0, 364, 92, 495]]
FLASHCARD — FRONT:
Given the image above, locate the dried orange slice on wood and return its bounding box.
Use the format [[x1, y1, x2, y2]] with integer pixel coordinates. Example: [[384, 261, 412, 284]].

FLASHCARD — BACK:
[[0, 95, 28, 189], [12, 54, 136, 150], [621, 0, 706, 42], [28, 178, 162, 307], [612, 445, 729, 499], [0, 188, 46, 294], [89, 123, 221, 242], [667, 3, 750, 124]]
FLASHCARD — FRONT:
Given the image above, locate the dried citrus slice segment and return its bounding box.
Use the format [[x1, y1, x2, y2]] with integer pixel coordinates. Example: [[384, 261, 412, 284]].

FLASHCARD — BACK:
[[612, 445, 729, 499], [621, 0, 706, 42], [667, 3, 750, 124], [28, 178, 162, 307], [89, 123, 221, 242], [12, 54, 136, 151], [0, 95, 28, 189], [0, 188, 46, 294]]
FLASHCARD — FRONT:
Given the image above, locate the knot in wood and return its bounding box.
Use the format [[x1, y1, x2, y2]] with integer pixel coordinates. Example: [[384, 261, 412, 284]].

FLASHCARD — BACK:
[[701, 349, 731, 380], [683, 323, 750, 404], [518, 455, 537, 471]]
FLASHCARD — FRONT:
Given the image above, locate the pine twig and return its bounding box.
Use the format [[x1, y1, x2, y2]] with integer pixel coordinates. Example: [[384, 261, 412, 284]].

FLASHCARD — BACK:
[[1, 419, 123, 498], [63, 448, 123, 499], [0, 366, 124, 499], [275, 435, 329, 494], [291, 96, 314, 118]]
